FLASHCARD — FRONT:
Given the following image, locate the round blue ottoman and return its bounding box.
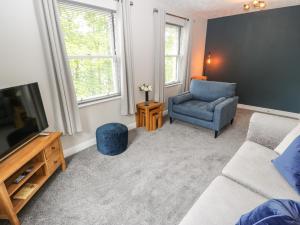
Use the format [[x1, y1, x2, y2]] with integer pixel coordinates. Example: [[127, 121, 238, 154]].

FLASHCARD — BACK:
[[96, 123, 128, 156]]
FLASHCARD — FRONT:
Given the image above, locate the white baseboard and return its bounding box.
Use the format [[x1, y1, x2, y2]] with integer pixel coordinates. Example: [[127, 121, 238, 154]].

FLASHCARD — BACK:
[[163, 110, 168, 116], [238, 104, 300, 119], [64, 106, 299, 157], [64, 138, 96, 158], [127, 122, 137, 130], [63, 122, 137, 158], [164, 104, 299, 119]]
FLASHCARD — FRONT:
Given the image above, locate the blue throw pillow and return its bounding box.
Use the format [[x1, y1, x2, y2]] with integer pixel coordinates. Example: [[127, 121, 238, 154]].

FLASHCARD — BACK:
[[172, 93, 193, 105], [272, 135, 300, 194], [236, 199, 300, 225], [206, 97, 226, 111]]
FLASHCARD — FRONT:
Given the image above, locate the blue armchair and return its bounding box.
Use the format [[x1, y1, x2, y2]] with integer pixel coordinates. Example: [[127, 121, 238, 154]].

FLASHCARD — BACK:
[[168, 80, 238, 138]]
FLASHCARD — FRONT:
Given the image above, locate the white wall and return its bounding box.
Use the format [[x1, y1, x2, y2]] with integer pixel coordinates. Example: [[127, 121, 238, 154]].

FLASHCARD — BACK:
[[0, 0, 56, 131], [191, 17, 208, 77], [0, 0, 207, 152]]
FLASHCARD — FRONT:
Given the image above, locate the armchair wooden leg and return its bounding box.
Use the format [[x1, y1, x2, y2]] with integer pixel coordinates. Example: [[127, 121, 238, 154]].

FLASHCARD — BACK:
[[170, 117, 173, 124], [214, 131, 219, 138]]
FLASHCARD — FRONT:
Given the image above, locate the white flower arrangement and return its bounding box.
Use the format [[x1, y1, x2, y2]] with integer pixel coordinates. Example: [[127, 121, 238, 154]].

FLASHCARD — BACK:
[[139, 84, 152, 92]]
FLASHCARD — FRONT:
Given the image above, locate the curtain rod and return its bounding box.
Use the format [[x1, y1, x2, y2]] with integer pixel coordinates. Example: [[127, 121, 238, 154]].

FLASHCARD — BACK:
[[153, 8, 189, 21]]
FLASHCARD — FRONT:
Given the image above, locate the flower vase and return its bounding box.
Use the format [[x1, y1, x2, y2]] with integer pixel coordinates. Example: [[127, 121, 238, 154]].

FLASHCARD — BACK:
[[144, 91, 149, 106]]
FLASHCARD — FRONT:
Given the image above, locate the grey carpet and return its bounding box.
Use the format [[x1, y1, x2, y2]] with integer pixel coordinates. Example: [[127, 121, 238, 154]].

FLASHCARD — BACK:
[[1, 109, 253, 225]]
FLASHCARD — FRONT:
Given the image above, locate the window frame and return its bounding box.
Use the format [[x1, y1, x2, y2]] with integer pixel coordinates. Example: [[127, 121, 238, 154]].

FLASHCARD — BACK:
[[58, 1, 120, 105], [164, 23, 182, 86]]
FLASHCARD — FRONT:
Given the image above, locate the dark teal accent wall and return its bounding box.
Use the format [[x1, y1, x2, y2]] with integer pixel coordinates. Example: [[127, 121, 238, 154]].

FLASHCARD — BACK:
[[205, 6, 300, 113]]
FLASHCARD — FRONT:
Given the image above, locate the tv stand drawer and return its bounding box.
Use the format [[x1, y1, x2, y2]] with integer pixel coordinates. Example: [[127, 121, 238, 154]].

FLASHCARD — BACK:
[[45, 141, 60, 160], [46, 149, 61, 175]]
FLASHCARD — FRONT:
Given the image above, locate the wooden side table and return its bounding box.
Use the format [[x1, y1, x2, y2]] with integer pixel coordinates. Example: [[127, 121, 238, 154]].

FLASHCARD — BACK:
[[136, 101, 164, 131]]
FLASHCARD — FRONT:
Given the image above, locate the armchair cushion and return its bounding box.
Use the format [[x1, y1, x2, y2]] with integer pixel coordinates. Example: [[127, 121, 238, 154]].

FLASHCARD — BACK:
[[207, 97, 226, 112], [173, 100, 213, 121], [173, 93, 193, 105], [190, 80, 236, 102]]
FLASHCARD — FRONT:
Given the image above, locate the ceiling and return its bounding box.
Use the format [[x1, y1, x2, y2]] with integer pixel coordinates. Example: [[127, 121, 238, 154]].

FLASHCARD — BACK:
[[162, 0, 300, 18]]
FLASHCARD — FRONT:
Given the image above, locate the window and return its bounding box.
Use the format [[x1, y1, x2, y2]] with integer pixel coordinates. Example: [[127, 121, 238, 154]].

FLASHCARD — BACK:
[[165, 24, 181, 85], [58, 1, 119, 104]]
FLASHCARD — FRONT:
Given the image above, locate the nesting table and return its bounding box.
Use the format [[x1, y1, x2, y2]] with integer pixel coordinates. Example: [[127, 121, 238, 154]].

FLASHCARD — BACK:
[[136, 101, 164, 131]]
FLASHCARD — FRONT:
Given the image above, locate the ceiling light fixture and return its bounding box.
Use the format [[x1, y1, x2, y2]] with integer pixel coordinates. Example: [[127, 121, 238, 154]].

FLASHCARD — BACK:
[[243, 0, 266, 11]]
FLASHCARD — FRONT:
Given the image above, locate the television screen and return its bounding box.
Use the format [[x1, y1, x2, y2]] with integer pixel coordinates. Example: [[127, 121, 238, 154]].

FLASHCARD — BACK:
[[0, 83, 48, 161]]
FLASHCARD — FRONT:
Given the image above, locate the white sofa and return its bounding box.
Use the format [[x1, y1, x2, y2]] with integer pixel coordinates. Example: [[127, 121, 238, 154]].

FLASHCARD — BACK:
[[179, 113, 300, 225]]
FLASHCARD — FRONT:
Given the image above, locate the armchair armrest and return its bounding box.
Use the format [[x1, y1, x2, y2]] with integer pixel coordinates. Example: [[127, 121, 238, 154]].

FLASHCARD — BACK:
[[168, 92, 191, 117], [247, 113, 299, 150], [213, 96, 239, 131], [172, 92, 193, 105]]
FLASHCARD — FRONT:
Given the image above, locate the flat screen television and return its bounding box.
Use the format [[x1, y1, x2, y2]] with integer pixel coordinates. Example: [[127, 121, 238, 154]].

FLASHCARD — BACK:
[[0, 83, 48, 162]]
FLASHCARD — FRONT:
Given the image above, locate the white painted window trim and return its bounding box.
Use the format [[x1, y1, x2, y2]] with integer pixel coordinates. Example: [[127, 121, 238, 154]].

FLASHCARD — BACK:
[[59, 0, 120, 106], [67, 0, 117, 11], [165, 24, 182, 85], [78, 95, 121, 109], [166, 15, 186, 27], [68, 55, 114, 59], [164, 82, 182, 88]]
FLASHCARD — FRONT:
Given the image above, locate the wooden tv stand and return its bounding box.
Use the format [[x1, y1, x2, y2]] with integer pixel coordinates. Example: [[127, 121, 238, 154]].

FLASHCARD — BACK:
[[0, 132, 66, 225]]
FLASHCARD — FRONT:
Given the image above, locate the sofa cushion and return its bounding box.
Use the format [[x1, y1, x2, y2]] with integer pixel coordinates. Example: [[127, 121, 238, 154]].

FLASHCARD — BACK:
[[236, 199, 300, 225], [207, 97, 226, 112], [173, 100, 213, 121], [190, 80, 236, 102], [179, 176, 267, 225], [275, 123, 300, 155], [246, 113, 299, 150], [222, 141, 300, 201], [273, 136, 300, 195], [173, 93, 193, 105]]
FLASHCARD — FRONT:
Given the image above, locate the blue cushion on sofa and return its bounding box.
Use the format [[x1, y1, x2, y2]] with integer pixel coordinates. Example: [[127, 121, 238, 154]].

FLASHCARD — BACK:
[[173, 93, 193, 105], [272, 136, 300, 194], [173, 100, 213, 121], [190, 80, 236, 102], [236, 199, 300, 225], [207, 97, 226, 112]]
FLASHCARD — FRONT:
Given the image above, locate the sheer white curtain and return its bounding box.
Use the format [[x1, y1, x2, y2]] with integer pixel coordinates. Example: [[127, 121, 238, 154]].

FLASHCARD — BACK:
[[116, 0, 135, 115], [34, 0, 82, 135], [153, 9, 166, 102], [180, 20, 193, 92]]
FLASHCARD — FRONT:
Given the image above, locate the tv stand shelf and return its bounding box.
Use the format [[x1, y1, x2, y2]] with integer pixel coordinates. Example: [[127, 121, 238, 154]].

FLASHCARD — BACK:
[[6, 161, 45, 197], [0, 132, 66, 225]]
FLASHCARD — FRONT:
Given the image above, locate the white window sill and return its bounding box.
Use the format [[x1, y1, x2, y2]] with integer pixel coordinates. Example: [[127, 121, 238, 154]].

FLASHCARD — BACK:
[[78, 95, 121, 109], [164, 82, 182, 88]]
